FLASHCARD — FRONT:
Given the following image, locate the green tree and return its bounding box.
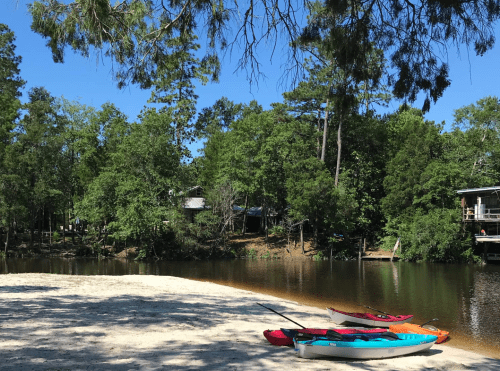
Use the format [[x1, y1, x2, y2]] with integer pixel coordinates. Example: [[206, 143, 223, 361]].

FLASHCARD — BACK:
[[75, 107, 183, 256], [195, 97, 242, 139], [381, 107, 471, 262], [290, 3, 389, 188], [148, 32, 219, 150], [382, 108, 442, 219], [0, 24, 24, 153], [199, 100, 264, 235], [58, 98, 101, 241], [0, 24, 25, 252], [17, 87, 65, 249], [336, 112, 388, 243], [452, 96, 500, 185], [195, 181, 241, 255]]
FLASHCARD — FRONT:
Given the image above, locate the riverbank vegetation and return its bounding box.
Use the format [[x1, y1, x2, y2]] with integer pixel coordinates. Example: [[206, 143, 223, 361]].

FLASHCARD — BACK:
[[2, 8, 500, 262]]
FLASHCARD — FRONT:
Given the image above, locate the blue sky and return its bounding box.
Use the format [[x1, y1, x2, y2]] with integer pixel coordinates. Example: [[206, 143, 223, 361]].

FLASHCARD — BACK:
[[3, 0, 500, 153]]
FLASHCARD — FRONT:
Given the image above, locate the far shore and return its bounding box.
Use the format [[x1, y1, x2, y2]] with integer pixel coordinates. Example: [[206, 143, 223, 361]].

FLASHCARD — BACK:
[[0, 273, 498, 370], [5, 231, 394, 261]]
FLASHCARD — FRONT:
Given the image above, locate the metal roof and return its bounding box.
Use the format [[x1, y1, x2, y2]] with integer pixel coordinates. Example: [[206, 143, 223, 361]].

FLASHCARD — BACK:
[[233, 206, 277, 217], [182, 197, 205, 210], [457, 186, 500, 194]]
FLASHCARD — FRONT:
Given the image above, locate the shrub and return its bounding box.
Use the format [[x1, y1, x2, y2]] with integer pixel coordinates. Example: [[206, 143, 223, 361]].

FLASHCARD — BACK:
[[247, 248, 257, 259], [269, 225, 285, 236], [52, 231, 60, 242], [312, 251, 324, 261], [135, 247, 148, 260]]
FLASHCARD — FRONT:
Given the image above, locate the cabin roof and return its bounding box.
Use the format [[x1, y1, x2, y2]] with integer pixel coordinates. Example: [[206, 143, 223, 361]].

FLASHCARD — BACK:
[[457, 186, 500, 195], [233, 206, 277, 217], [183, 197, 205, 210]]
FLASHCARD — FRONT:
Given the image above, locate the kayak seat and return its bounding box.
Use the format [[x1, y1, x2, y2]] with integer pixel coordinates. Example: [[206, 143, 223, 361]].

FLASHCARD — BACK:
[[295, 331, 342, 342]]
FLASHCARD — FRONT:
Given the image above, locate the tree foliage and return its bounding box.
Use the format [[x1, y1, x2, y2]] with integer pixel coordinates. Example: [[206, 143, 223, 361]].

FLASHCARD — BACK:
[[29, 0, 500, 110], [0, 24, 25, 146], [0, 24, 25, 247]]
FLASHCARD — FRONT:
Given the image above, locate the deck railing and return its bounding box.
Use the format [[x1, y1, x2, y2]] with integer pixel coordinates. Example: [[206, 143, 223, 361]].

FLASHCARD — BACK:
[[463, 207, 500, 221]]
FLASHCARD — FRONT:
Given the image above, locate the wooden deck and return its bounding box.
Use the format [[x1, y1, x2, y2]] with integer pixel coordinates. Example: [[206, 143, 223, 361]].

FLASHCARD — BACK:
[[476, 235, 500, 243]]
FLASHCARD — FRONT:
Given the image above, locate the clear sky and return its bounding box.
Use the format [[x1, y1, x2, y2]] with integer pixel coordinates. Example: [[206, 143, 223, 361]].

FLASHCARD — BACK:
[[3, 0, 500, 153]]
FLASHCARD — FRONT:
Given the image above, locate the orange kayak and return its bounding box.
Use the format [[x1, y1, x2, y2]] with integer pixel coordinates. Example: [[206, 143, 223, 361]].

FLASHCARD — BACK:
[[389, 323, 449, 344]]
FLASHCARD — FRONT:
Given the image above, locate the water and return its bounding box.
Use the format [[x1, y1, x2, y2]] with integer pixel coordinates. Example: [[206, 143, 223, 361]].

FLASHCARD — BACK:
[[1, 257, 499, 358]]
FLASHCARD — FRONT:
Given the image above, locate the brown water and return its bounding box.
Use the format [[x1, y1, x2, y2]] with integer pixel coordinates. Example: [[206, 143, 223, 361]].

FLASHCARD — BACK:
[[1, 257, 500, 358]]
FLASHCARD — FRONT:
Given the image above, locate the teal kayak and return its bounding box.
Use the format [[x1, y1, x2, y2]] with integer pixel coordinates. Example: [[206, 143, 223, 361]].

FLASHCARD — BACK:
[[294, 332, 438, 359]]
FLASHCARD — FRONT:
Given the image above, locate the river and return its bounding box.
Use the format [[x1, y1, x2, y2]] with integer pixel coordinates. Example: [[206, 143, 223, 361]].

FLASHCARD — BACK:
[[1, 257, 499, 358]]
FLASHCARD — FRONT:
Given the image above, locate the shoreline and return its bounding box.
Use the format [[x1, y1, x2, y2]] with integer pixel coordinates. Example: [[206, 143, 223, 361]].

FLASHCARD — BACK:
[[194, 277, 500, 360], [0, 274, 499, 370]]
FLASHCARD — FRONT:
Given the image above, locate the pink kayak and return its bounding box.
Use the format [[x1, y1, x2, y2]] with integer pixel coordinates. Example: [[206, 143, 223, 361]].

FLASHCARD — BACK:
[[263, 327, 387, 346], [327, 307, 413, 327]]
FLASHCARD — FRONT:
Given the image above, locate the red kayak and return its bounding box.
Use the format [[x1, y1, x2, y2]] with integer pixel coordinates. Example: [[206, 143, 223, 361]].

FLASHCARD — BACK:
[[263, 327, 387, 346]]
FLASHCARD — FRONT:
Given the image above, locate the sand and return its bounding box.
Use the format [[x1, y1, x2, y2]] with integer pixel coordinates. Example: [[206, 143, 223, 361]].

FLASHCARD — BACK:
[[0, 273, 499, 370]]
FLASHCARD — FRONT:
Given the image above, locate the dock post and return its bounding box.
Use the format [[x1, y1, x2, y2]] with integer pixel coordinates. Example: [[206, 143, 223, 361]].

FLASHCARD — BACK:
[[391, 238, 400, 262]]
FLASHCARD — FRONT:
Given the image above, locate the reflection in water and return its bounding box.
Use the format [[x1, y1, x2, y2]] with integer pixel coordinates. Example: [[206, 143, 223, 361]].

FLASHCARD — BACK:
[[1, 257, 500, 358], [391, 262, 399, 294], [465, 271, 500, 346]]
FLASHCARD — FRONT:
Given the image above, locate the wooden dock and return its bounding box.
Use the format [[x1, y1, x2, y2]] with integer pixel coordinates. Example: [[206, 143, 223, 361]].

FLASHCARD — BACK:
[[358, 238, 400, 261]]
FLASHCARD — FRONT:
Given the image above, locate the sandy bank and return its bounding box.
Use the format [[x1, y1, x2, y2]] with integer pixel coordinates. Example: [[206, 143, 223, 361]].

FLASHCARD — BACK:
[[0, 274, 498, 370]]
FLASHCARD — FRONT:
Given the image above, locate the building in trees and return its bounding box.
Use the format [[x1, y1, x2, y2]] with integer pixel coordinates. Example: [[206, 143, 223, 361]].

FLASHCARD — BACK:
[[458, 186, 500, 262], [177, 186, 206, 223]]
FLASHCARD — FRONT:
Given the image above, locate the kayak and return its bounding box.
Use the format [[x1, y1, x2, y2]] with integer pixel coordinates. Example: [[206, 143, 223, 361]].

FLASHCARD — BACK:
[[294, 332, 438, 359], [263, 327, 387, 346], [389, 323, 449, 344], [327, 307, 413, 327]]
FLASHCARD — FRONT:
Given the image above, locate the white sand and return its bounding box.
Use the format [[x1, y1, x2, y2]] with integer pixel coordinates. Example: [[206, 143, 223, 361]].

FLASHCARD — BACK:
[[0, 273, 498, 370]]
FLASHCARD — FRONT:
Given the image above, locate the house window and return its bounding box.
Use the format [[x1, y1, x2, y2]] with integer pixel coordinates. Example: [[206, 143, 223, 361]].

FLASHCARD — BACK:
[[196, 188, 202, 197]]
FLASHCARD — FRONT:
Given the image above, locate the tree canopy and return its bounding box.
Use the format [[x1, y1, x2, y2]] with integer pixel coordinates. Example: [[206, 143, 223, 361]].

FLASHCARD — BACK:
[[28, 0, 500, 111]]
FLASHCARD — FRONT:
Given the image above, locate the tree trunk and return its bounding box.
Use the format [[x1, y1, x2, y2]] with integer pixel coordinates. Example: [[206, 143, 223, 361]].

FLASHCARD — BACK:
[[4, 225, 10, 255], [313, 213, 318, 248], [317, 108, 322, 159], [38, 209, 42, 249], [70, 208, 75, 245], [13, 218, 17, 245], [62, 209, 66, 248], [300, 222, 304, 254], [471, 130, 488, 176], [264, 204, 269, 245], [321, 99, 329, 162], [242, 195, 248, 235], [335, 112, 343, 187], [71, 149, 76, 245], [29, 204, 35, 250], [365, 81, 369, 113], [230, 203, 234, 232], [260, 205, 265, 233]]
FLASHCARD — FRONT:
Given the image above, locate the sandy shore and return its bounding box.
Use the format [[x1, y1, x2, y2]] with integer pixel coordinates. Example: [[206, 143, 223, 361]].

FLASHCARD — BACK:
[[0, 274, 499, 370]]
